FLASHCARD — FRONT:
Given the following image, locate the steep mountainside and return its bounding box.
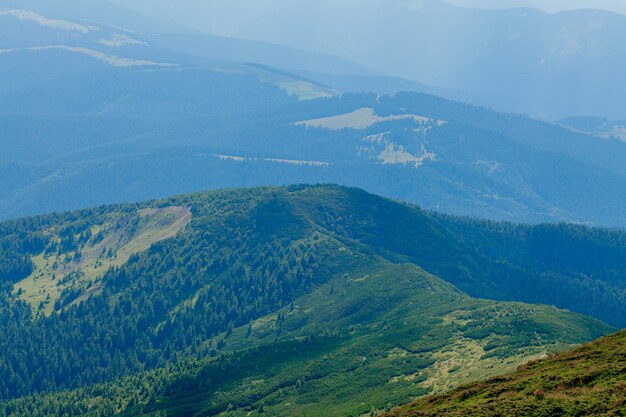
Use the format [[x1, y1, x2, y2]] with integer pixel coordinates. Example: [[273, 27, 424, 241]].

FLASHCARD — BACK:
[[0, 185, 618, 416], [385, 330, 626, 416]]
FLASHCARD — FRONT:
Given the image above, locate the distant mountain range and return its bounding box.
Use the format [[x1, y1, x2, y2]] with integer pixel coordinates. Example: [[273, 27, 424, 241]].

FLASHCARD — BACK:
[[0, 185, 621, 415], [1, 0, 626, 227], [0, 0, 379, 91], [112, 0, 626, 120]]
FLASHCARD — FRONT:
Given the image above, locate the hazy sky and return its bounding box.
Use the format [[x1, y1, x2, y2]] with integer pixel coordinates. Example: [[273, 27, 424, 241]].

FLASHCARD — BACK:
[[110, 0, 626, 19], [106, 0, 626, 39], [446, 0, 626, 14]]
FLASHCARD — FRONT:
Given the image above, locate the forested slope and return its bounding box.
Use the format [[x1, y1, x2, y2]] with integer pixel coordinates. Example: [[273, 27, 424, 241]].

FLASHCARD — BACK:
[[0, 185, 623, 414], [1, 264, 612, 417]]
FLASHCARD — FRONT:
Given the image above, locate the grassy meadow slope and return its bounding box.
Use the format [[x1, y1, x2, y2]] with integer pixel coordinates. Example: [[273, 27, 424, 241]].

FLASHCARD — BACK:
[[385, 330, 626, 417]]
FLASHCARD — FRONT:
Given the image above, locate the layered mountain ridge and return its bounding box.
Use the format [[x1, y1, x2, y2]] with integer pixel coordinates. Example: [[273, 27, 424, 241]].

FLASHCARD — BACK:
[[109, 0, 626, 119], [2, 2, 625, 416], [2, 1, 626, 227]]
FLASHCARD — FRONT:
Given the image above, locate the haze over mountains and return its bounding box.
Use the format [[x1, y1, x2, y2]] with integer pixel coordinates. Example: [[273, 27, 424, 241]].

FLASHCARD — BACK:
[[111, 0, 626, 120], [0, 0, 376, 90], [2, 0, 626, 226]]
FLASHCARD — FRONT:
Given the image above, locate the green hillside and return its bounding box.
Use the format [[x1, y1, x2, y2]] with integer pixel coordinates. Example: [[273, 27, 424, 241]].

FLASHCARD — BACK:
[[1, 263, 612, 417], [0, 185, 622, 416], [385, 330, 626, 417]]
